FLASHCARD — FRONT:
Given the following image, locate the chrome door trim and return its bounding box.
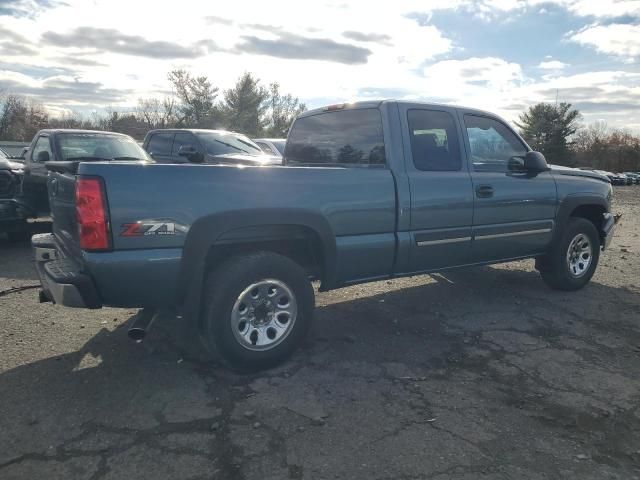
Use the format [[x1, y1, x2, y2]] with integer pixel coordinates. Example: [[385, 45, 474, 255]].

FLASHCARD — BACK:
[[417, 236, 472, 246], [474, 228, 552, 240]]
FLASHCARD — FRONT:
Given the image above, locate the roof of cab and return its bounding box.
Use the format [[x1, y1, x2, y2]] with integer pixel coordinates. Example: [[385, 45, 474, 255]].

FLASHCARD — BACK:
[[298, 99, 502, 119], [145, 128, 243, 135], [36, 129, 131, 136]]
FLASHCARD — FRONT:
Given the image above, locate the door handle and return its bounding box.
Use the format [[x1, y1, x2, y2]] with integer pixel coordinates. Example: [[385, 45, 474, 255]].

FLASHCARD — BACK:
[[476, 185, 494, 198]]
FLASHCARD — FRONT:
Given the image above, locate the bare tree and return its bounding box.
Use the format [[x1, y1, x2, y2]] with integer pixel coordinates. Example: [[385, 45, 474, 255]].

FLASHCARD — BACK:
[[0, 94, 48, 141], [264, 82, 306, 137], [136, 97, 177, 129]]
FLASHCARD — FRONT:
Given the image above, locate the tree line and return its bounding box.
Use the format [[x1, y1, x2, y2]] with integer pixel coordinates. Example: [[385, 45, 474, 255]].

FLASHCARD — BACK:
[[1, 75, 639, 172], [0, 70, 305, 142], [516, 102, 640, 172]]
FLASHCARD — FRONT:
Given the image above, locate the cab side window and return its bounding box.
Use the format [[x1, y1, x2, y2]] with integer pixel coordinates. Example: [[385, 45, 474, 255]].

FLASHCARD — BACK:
[[147, 133, 174, 157], [408, 109, 461, 171], [31, 136, 53, 162], [172, 133, 197, 156], [464, 115, 527, 172]]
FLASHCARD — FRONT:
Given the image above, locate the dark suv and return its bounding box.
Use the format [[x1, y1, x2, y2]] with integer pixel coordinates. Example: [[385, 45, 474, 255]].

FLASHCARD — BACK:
[[142, 129, 281, 165]]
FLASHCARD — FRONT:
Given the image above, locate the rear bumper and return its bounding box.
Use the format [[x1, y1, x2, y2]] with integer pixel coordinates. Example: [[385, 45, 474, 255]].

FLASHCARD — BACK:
[[32, 233, 102, 308], [601, 213, 620, 251]]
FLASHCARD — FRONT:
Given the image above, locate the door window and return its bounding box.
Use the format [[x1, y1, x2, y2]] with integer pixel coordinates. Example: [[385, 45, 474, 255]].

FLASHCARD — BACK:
[[464, 115, 528, 172], [147, 133, 174, 157], [172, 133, 196, 156], [408, 110, 461, 171], [31, 136, 53, 162]]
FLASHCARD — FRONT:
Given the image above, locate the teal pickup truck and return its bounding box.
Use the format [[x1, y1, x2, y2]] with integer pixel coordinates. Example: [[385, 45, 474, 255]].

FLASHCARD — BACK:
[[33, 100, 617, 371]]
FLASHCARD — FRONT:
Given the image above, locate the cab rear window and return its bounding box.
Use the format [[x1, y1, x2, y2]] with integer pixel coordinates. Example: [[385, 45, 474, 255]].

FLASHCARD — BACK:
[[285, 109, 386, 166]]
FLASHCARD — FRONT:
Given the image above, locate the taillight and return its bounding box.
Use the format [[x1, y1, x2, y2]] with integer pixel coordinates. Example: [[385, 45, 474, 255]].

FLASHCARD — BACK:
[[76, 177, 110, 251]]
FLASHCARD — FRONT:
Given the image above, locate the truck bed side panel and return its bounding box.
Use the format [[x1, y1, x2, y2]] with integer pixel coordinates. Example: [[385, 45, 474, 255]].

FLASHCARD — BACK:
[[77, 162, 397, 303]]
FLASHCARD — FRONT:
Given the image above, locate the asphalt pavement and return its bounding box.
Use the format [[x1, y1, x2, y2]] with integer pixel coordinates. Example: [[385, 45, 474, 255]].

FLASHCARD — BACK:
[[1, 188, 639, 479]]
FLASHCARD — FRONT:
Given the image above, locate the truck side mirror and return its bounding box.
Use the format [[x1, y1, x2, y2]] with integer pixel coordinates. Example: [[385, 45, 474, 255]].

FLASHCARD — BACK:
[[178, 145, 204, 163], [36, 150, 50, 162], [524, 151, 550, 173]]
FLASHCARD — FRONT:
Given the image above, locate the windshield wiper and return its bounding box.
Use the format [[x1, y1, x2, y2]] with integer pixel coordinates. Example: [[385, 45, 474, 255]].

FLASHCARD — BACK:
[[65, 156, 112, 161], [213, 139, 250, 154], [112, 156, 146, 161]]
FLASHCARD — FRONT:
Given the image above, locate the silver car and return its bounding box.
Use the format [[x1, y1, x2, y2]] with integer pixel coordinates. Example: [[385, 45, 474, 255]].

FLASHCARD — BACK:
[[253, 138, 286, 159]]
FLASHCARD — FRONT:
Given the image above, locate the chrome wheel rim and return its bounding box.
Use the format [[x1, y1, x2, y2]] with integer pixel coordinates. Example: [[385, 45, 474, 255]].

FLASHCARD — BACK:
[[231, 279, 297, 351], [566, 233, 592, 278]]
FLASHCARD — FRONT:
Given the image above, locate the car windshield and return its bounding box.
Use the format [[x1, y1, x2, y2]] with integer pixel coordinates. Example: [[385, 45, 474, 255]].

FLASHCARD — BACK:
[[271, 140, 286, 155], [57, 133, 150, 161], [195, 132, 264, 156]]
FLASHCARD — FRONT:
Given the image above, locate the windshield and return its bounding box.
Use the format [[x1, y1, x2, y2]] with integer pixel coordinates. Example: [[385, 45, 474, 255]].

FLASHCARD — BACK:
[[56, 133, 150, 161], [195, 132, 264, 156], [271, 140, 286, 155]]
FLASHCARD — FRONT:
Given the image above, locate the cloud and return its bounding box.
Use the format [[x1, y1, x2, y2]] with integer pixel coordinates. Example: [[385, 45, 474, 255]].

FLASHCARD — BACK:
[[52, 56, 107, 67], [569, 23, 640, 59], [451, 0, 640, 19], [0, 0, 63, 17], [0, 72, 132, 104], [0, 24, 37, 56], [203, 15, 234, 25], [0, 43, 38, 56], [560, 0, 640, 18], [425, 57, 523, 91], [343, 31, 392, 44], [235, 32, 372, 64], [538, 60, 568, 70], [41, 27, 216, 59]]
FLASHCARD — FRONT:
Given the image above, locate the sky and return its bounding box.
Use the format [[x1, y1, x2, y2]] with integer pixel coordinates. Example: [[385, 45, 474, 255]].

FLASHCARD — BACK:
[[0, 0, 639, 130]]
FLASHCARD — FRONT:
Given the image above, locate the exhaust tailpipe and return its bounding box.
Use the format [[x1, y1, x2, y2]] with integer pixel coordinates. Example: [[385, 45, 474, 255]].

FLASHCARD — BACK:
[[128, 308, 156, 343]]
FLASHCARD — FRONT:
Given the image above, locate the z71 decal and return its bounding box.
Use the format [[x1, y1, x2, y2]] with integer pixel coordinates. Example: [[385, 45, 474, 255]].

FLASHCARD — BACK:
[[120, 222, 177, 237]]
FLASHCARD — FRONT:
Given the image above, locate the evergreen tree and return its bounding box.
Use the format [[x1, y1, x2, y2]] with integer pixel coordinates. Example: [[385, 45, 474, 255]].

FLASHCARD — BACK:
[[167, 69, 219, 127], [220, 73, 269, 136], [516, 102, 580, 166]]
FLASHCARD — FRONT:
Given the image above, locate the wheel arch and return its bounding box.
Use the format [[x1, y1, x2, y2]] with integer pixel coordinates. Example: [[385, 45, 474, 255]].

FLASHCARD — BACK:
[[177, 208, 337, 320], [554, 195, 608, 244]]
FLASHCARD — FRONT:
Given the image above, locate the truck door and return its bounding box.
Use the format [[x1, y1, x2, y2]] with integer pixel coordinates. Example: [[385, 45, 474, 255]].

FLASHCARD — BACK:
[[460, 112, 557, 262], [398, 105, 474, 272], [22, 134, 53, 214]]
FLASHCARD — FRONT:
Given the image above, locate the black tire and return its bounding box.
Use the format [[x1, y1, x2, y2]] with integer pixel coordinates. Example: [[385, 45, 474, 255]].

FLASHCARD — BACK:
[[538, 217, 600, 291], [200, 252, 314, 372]]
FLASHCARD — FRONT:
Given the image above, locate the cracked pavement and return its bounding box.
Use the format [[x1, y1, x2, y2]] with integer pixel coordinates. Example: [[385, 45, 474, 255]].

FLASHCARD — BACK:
[[1, 187, 639, 479]]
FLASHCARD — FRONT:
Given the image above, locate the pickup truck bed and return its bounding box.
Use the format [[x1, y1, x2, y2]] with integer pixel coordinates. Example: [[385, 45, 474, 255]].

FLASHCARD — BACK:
[[34, 100, 617, 371]]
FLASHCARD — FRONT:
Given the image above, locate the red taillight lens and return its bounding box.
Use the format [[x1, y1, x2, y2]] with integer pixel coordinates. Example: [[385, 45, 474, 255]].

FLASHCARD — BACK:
[[76, 177, 110, 251]]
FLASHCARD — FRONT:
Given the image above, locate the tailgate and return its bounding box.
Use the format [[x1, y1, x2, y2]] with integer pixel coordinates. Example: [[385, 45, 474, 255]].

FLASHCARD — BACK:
[[47, 169, 81, 255]]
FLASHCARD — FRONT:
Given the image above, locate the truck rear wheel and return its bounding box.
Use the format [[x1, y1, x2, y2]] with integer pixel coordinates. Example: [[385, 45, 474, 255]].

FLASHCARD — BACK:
[[538, 217, 600, 291], [200, 252, 315, 371]]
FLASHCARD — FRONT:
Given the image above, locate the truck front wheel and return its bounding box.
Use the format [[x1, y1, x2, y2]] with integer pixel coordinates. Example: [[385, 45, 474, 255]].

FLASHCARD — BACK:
[[538, 217, 600, 291], [200, 252, 315, 371]]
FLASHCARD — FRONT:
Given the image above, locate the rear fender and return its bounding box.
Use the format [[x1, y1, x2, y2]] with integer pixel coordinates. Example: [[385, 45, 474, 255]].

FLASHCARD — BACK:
[[177, 208, 337, 319]]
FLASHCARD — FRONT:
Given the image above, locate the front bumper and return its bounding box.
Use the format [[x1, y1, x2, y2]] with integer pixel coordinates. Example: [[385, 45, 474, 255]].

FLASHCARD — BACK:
[[601, 213, 620, 250], [32, 233, 102, 308]]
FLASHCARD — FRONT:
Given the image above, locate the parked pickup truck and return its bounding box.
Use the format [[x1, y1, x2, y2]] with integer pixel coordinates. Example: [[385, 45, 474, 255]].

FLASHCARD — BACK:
[[142, 128, 281, 165], [33, 100, 617, 371], [1, 129, 150, 240]]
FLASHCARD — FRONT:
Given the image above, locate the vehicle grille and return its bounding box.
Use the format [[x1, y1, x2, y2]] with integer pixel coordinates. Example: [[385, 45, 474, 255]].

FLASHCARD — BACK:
[[0, 171, 17, 198]]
